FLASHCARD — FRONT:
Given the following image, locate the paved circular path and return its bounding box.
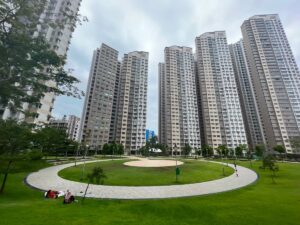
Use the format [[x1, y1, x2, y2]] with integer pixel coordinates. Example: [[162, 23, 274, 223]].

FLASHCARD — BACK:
[[124, 159, 184, 167], [25, 159, 258, 199]]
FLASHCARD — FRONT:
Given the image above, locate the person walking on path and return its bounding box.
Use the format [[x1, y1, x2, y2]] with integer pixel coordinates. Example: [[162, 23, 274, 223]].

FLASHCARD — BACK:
[[234, 161, 238, 177]]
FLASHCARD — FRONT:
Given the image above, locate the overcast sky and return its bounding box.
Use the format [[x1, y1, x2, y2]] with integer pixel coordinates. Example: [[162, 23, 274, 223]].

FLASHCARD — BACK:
[[53, 0, 300, 133]]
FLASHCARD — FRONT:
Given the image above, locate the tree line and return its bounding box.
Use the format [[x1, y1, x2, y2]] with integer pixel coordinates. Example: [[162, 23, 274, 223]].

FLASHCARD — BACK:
[[138, 137, 300, 159]]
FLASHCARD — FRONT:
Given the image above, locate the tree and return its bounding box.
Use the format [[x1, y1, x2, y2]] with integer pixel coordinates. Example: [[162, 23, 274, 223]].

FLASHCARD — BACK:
[[235, 146, 243, 158], [0, 0, 84, 116], [82, 166, 106, 202], [110, 141, 117, 158], [273, 145, 285, 155], [235, 144, 247, 158], [182, 144, 192, 157], [255, 144, 265, 158], [217, 145, 229, 157], [102, 143, 111, 155], [140, 141, 151, 156], [156, 143, 168, 156], [0, 119, 32, 193], [40, 127, 78, 157], [262, 155, 278, 183], [246, 150, 253, 168], [202, 145, 213, 157], [216, 145, 229, 175], [273, 145, 285, 162], [149, 136, 158, 149], [116, 143, 124, 155], [290, 137, 300, 152], [108, 141, 124, 158], [145, 141, 151, 156], [33, 127, 69, 157]]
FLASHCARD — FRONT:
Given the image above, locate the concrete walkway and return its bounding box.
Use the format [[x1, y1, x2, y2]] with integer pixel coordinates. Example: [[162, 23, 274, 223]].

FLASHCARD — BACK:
[[25, 159, 258, 200]]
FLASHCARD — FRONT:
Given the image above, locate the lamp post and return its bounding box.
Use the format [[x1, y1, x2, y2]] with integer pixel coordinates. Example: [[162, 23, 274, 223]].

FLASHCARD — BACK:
[[112, 142, 116, 160], [174, 144, 180, 182], [80, 144, 89, 181], [74, 144, 80, 167]]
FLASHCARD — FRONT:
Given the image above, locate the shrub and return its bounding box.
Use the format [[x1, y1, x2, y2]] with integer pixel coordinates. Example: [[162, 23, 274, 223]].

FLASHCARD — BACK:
[[28, 150, 44, 160]]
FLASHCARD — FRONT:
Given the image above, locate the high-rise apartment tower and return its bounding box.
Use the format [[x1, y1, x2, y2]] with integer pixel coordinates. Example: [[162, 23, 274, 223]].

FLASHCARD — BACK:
[[80, 45, 149, 154], [241, 14, 300, 154], [80, 44, 119, 149], [229, 40, 265, 150], [195, 31, 247, 151], [159, 46, 201, 154], [115, 51, 149, 153]]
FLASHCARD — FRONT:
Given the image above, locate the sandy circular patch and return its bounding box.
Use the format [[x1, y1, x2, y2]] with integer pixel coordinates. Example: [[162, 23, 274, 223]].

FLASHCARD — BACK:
[[124, 159, 184, 167]]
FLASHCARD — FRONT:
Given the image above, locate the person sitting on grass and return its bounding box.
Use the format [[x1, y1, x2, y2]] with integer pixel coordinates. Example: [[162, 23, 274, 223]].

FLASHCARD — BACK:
[[45, 190, 58, 199], [63, 190, 76, 204]]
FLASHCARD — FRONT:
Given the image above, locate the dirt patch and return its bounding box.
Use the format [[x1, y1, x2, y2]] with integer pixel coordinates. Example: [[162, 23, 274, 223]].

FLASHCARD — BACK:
[[124, 159, 184, 167]]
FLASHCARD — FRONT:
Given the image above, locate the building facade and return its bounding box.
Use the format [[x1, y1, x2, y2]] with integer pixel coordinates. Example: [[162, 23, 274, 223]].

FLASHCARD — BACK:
[[159, 46, 201, 154], [80, 45, 149, 154], [80, 44, 119, 149], [67, 115, 80, 141], [195, 31, 247, 151], [109, 62, 122, 143], [229, 40, 265, 150], [241, 14, 300, 154], [115, 51, 149, 154], [49, 115, 80, 141], [158, 63, 166, 144], [48, 116, 69, 132], [2, 0, 82, 124]]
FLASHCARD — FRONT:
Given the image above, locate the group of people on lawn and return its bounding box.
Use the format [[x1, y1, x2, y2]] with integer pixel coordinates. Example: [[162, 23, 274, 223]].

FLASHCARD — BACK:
[[45, 189, 76, 204]]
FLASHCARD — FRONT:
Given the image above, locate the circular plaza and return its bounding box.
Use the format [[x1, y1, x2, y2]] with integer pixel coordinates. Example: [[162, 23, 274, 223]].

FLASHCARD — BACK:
[[26, 158, 258, 199]]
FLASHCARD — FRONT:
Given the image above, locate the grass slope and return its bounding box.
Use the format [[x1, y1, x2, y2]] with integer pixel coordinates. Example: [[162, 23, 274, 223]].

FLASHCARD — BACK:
[[58, 159, 234, 186], [0, 160, 299, 225]]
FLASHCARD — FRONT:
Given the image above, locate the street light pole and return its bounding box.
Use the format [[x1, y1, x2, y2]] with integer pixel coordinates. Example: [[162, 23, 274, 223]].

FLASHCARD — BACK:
[[175, 144, 179, 182], [80, 144, 88, 181], [74, 144, 79, 167]]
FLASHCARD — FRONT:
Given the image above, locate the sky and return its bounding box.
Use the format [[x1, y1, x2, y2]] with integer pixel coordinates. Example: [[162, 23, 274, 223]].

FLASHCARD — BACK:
[[53, 0, 300, 134]]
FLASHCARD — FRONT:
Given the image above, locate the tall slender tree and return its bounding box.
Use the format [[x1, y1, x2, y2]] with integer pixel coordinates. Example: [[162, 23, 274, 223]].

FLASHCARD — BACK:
[[82, 166, 106, 203], [0, 0, 84, 115], [0, 119, 32, 193]]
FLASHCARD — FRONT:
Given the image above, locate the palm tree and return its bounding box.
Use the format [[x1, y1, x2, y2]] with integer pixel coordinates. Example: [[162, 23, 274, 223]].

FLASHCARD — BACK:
[[82, 166, 106, 202]]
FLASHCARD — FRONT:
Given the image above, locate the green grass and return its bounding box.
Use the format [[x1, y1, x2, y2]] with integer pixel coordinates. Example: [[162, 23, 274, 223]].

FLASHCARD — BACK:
[[0, 159, 50, 174], [0, 160, 300, 225], [58, 159, 234, 186], [43, 155, 124, 161]]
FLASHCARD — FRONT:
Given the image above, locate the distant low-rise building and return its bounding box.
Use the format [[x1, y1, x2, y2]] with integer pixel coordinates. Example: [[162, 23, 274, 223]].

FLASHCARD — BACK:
[[49, 115, 80, 141], [48, 116, 68, 132], [67, 115, 81, 141]]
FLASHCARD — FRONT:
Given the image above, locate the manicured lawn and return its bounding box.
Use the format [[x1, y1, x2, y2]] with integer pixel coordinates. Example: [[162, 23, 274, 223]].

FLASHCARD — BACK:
[[58, 159, 234, 186], [0, 160, 300, 225]]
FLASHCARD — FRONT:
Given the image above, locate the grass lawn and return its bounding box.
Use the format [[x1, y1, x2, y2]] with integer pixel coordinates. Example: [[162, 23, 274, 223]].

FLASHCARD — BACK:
[[0, 160, 300, 225], [58, 159, 234, 186]]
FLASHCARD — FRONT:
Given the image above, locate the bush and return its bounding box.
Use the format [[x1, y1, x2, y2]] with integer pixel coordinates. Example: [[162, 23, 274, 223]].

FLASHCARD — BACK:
[[27, 150, 44, 160]]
